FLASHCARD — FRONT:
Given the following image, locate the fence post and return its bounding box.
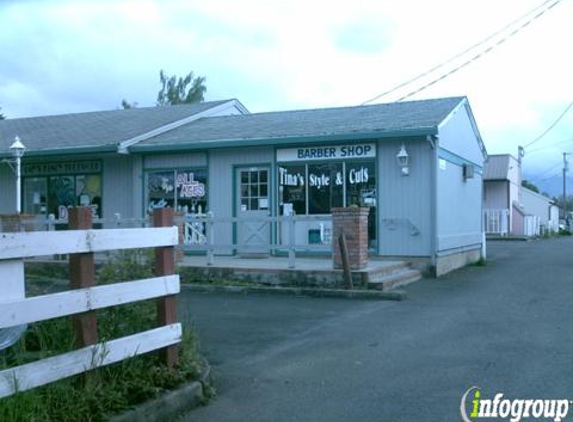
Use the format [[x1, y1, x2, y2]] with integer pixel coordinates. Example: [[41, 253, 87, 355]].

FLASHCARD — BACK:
[[48, 213, 55, 231], [207, 211, 215, 266], [288, 214, 295, 269], [338, 232, 353, 289], [153, 207, 179, 368], [68, 207, 98, 348]]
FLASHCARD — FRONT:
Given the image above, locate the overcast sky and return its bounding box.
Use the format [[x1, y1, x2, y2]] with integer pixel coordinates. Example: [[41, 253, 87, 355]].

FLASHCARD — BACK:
[[0, 0, 571, 186]]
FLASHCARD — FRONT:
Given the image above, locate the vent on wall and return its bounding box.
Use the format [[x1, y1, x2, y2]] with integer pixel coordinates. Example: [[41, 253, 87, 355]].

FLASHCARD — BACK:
[[463, 164, 474, 180]]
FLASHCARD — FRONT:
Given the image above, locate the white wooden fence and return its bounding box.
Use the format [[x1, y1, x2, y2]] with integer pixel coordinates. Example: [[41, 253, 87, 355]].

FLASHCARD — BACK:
[[0, 208, 180, 398]]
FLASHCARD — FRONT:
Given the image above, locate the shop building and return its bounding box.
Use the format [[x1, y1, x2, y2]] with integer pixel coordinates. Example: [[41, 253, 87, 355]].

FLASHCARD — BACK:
[[0, 96, 486, 275]]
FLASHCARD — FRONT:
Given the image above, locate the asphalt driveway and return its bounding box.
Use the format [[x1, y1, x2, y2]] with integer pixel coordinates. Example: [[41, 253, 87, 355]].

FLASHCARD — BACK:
[[178, 237, 573, 421]]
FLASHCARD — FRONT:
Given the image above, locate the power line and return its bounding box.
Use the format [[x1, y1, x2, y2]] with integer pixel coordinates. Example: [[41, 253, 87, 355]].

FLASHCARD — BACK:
[[393, 0, 563, 102], [529, 162, 562, 182], [523, 101, 573, 149], [361, 0, 563, 105], [526, 138, 573, 154]]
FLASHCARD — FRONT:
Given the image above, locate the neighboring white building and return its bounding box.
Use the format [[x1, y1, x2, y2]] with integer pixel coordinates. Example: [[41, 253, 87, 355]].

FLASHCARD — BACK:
[[521, 187, 559, 233], [483, 154, 559, 236]]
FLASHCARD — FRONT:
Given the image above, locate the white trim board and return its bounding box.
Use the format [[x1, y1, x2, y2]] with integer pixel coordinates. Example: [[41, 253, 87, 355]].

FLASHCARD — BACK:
[[118, 99, 249, 153], [0, 227, 178, 260]]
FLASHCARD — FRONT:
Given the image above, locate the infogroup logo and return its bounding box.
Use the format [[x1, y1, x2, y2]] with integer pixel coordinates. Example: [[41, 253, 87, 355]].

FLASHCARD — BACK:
[[460, 387, 570, 422]]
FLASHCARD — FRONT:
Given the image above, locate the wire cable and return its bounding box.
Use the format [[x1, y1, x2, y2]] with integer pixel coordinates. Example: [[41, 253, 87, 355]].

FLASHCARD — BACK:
[[361, 0, 563, 105], [529, 162, 563, 182], [393, 0, 563, 102], [523, 101, 573, 149], [526, 138, 573, 154]]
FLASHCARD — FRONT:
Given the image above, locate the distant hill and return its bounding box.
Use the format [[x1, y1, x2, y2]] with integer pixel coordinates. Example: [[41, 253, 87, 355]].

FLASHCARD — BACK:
[[523, 172, 573, 199]]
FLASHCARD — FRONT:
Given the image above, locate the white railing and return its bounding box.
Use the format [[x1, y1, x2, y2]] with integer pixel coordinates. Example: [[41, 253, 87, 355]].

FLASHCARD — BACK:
[[484, 209, 510, 236], [0, 208, 180, 398], [180, 213, 333, 268]]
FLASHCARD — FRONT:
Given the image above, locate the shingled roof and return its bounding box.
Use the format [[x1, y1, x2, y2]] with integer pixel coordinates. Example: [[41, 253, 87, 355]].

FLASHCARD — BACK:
[[1, 96, 473, 156], [0, 100, 232, 156], [133, 96, 467, 151]]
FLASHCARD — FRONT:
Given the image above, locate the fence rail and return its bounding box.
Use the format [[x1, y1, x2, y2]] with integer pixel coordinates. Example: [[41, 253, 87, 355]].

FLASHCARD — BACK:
[[179, 213, 333, 268], [0, 207, 180, 398], [1, 211, 334, 269]]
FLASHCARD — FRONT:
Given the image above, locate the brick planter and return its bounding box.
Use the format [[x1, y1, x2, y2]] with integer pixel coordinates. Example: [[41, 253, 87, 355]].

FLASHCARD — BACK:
[[332, 207, 370, 270], [0, 214, 37, 232]]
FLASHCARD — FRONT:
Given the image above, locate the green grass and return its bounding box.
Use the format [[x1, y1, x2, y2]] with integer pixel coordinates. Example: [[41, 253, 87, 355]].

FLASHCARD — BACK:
[[0, 250, 206, 422], [470, 257, 487, 267]]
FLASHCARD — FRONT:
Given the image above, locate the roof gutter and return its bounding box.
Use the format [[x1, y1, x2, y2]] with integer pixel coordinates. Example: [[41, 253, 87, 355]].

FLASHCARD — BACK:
[[0, 144, 118, 159], [129, 127, 438, 154]]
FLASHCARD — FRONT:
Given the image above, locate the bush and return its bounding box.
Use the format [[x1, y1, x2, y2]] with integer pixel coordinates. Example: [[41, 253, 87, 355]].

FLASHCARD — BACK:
[[0, 249, 204, 422]]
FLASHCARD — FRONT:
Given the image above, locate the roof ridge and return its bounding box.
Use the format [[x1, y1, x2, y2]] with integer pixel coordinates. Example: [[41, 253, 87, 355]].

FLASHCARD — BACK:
[[195, 96, 467, 121], [0, 99, 233, 122]]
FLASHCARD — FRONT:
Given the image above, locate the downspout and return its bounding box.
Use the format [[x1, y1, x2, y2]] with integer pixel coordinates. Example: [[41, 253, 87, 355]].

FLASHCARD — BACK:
[[427, 135, 438, 273]]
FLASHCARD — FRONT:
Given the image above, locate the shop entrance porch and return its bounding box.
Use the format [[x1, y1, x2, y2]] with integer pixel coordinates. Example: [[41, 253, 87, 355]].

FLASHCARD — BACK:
[[180, 255, 422, 291]]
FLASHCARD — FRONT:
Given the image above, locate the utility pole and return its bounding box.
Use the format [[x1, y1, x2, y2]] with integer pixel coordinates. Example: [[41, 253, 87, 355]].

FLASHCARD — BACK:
[[564, 152, 570, 221]]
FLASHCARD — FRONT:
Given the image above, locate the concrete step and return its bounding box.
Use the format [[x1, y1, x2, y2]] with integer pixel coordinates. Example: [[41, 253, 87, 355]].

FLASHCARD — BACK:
[[363, 261, 410, 280], [367, 268, 422, 292]]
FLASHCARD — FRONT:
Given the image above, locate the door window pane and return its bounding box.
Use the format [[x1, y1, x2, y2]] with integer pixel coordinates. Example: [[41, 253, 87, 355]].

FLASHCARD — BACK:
[[278, 165, 306, 215], [308, 163, 343, 214], [239, 169, 268, 211]]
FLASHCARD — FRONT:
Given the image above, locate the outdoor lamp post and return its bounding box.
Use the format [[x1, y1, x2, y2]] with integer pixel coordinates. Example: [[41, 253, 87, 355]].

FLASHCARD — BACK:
[[9, 136, 26, 214], [396, 143, 410, 176]]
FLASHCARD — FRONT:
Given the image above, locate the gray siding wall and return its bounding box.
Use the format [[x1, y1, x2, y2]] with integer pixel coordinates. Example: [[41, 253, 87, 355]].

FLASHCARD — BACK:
[[436, 105, 485, 252], [102, 155, 139, 221], [0, 165, 16, 214], [378, 138, 433, 256], [209, 147, 274, 254], [132, 155, 144, 218], [438, 103, 484, 166], [436, 156, 483, 252], [143, 153, 207, 169]]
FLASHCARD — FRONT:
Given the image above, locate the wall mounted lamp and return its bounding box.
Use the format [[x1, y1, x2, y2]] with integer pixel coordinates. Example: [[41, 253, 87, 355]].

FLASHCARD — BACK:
[[396, 143, 410, 176]]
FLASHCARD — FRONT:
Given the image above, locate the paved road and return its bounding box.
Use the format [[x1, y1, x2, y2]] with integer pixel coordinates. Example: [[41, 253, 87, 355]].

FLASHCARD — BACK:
[[178, 237, 573, 421]]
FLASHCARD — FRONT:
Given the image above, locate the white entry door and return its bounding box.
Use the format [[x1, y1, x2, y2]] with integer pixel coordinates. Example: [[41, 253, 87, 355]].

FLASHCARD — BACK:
[[236, 167, 270, 255]]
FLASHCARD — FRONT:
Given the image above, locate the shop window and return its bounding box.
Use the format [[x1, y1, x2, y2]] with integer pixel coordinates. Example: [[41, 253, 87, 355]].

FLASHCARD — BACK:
[[176, 169, 208, 214], [278, 165, 306, 215], [345, 161, 376, 207], [44, 174, 102, 219], [308, 162, 343, 214], [147, 172, 175, 212], [23, 178, 47, 215], [345, 161, 377, 246], [147, 169, 208, 214]]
